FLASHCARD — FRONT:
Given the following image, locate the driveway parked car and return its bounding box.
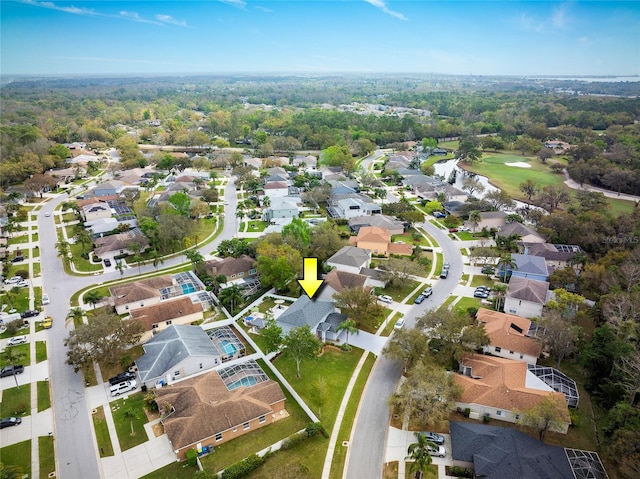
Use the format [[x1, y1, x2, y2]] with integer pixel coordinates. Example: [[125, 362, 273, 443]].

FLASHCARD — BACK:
[[108, 371, 136, 386], [0, 365, 25, 377], [433, 211, 446, 218], [4, 276, 23, 285], [103, 258, 112, 267], [427, 445, 446, 457], [418, 431, 446, 445], [10, 256, 24, 263], [21, 310, 40, 318], [7, 336, 27, 346], [481, 266, 495, 274], [15, 281, 29, 288], [422, 287, 433, 297], [378, 295, 393, 304], [0, 417, 22, 429]]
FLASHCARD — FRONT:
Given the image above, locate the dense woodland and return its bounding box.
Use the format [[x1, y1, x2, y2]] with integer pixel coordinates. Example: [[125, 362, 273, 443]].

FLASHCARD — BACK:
[[2, 75, 640, 476]]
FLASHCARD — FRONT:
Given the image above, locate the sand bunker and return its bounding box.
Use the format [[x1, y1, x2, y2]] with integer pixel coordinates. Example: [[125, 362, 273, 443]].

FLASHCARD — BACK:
[[505, 162, 531, 168]]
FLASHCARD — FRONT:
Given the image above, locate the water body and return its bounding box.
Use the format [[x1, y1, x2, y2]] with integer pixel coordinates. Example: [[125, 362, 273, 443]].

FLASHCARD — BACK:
[[530, 76, 639, 83]]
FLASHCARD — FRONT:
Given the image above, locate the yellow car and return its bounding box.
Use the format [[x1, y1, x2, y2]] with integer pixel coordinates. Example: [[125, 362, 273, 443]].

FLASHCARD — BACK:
[[42, 317, 53, 329]]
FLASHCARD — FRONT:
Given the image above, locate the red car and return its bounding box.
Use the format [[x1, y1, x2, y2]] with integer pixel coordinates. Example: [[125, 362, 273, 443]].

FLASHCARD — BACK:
[[449, 228, 458, 233]]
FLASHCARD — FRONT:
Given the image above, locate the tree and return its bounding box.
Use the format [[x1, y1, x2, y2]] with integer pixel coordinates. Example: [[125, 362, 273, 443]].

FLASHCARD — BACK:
[[0, 345, 26, 389], [484, 189, 515, 211], [24, 174, 56, 198], [496, 254, 517, 281], [389, 360, 461, 428], [168, 191, 192, 217], [514, 135, 542, 155], [407, 432, 436, 479], [189, 199, 210, 219], [83, 290, 103, 309], [313, 376, 329, 419], [519, 179, 538, 201], [64, 311, 143, 372], [458, 139, 481, 162], [540, 312, 581, 369], [377, 257, 424, 288], [537, 148, 553, 164], [308, 222, 346, 262], [75, 228, 93, 255], [67, 307, 84, 325], [468, 210, 482, 233], [492, 283, 508, 312], [185, 249, 204, 273], [462, 177, 485, 196], [536, 185, 570, 212], [218, 285, 244, 314], [415, 308, 489, 368], [122, 406, 139, 436], [337, 319, 358, 349], [56, 240, 70, 265], [383, 327, 429, 371], [217, 238, 250, 258], [256, 241, 302, 293], [260, 320, 283, 354], [517, 395, 568, 442], [333, 288, 384, 329], [0, 462, 24, 479], [282, 326, 321, 379], [282, 217, 312, 253]]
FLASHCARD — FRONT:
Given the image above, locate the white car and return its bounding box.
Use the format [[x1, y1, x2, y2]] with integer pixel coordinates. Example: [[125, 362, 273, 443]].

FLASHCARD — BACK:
[[458, 226, 470, 232], [44, 212, 51, 217], [427, 445, 446, 458], [4, 276, 23, 285], [378, 295, 393, 304], [42, 293, 50, 305], [394, 318, 405, 330], [7, 335, 27, 346], [15, 281, 29, 288]]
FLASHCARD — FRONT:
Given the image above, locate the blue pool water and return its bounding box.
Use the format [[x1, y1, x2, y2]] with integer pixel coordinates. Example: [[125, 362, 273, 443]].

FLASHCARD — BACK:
[[220, 340, 237, 355], [181, 284, 196, 294], [227, 376, 258, 390]]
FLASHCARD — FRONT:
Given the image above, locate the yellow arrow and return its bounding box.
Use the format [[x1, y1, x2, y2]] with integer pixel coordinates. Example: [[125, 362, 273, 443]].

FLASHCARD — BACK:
[[298, 257, 324, 299]]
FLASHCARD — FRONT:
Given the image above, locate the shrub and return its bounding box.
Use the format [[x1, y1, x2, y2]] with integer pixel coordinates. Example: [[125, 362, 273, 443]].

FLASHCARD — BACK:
[[220, 453, 268, 479], [448, 465, 473, 477], [482, 414, 491, 423], [280, 433, 306, 451], [305, 421, 328, 438], [15, 269, 29, 279], [186, 448, 197, 467], [464, 408, 471, 418]]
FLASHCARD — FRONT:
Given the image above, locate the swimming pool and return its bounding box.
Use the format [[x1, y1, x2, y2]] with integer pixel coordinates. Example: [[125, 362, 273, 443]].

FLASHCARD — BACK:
[[227, 376, 258, 390], [181, 283, 197, 294], [220, 340, 237, 355]]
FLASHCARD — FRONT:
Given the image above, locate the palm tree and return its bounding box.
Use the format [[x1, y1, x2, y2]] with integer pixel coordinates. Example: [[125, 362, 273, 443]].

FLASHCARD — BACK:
[[0, 462, 24, 479], [122, 407, 139, 436], [493, 283, 508, 312], [56, 241, 71, 265], [1, 346, 26, 389], [150, 249, 163, 271], [407, 432, 436, 479], [185, 249, 204, 273], [67, 307, 84, 325], [115, 261, 125, 276], [262, 195, 271, 208], [75, 228, 92, 255], [132, 253, 144, 273], [212, 274, 228, 294], [337, 319, 359, 349], [218, 285, 244, 314], [468, 210, 482, 233], [497, 254, 516, 282], [83, 290, 103, 309]]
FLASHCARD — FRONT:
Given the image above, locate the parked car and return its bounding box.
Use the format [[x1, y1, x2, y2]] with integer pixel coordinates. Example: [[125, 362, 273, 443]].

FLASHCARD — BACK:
[[42, 317, 53, 329], [110, 380, 137, 397], [476, 286, 491, 292], [458, 226, 471, 232], [433, 211, 446, 218], [427, 445, 446, 458], [443, 262, 450, 270], [21, 310, 40, 318], [42, 293, 50, 305], [4, 276, 23, 285], [10, 256, 24, 263], [418, 431, 446, 445], [103, 258, 112, 267], [394, 318, 405, 330], [378, 295, 393, 304], [474, 290, 490, 298], [0, 365, 25, 377], [414, 294, 426, 304], [7, 336, 27, 346], [423, 287, 433, 297], [0, 417, 22, 429], [448, 228, 458, 233], [108, 371, 136, 386], [45, 212, 51, 217], [440, 270, 449, 279], [15, 281, 29, 288]]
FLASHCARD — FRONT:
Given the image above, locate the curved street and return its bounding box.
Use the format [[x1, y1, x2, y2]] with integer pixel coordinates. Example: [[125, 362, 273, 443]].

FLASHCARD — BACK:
[[39, 177, 239, 479]]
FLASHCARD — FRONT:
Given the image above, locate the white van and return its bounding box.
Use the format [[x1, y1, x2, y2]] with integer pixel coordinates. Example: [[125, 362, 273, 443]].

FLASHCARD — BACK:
[[110, 380, 137, 397]]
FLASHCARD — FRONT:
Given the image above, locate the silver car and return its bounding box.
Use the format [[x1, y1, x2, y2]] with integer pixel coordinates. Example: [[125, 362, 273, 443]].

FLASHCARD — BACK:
[[7, 335, 27, 346]]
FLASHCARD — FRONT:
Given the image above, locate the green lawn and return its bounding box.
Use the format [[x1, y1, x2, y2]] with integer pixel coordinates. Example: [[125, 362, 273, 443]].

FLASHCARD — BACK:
[[391, 228, 430, 247], [470, 276, 499, 288], [384, 279, 420, 303], [33, 261, 41, 276], [70, 242, 103, 272], [329, 353, 376, 479], [141, 461, 199, 479], [380, 312, 403, 337], [36, 341, 47, 363], [0, 343, 30, 368], [237, 319, 270, 354], [93, 406, 115, 457], [37, 380, 51, 412], [0, 440, 31, 478], [39, 436, 56, 479], [111, 392, 150, 451], [246, 220, 268, 232], [199, 358, 312, 474], [404, 463, 438, 479], [246, 434, 327, 479], [453, 297, 483, 313]]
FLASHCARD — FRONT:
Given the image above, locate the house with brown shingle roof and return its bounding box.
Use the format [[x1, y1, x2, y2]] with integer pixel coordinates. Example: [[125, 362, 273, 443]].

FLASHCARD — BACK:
[[476, 308, 542, 365], [455, 354, 570, 433], [156, 362, 286, 460], [497, 222, 546, 244], [130, 296, 204, 341], [93, 227, 149, 258], [317, 269, 371, 301], [504, 276, 549, 319], [348, 226, 412, 257], [204, 255, 257, 284], [109, 275, 174, 314]]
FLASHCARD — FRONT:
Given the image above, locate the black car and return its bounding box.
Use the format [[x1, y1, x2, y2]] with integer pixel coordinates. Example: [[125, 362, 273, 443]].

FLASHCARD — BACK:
[[0, 417, 22, 429], [108, 371, 136, 386], [0, 365, 25, 377], [11, 256, 24, 263], [414, 294, 426, 304], [440, 269, 449, 279], [103, 258, 112, 267], [21, 309, 40, 319]]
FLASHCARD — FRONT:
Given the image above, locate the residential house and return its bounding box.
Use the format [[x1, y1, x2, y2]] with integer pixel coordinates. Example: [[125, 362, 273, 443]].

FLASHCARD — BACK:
[[504, 276, 549, 319], [544, 139, 571, 154], [155, 361, 286, 460], [263, 196, 301, 222], [81, 203, 112, 223], [455, 354, 570, 432], [45, 166, 86, 186], [93, 227, 148, 259], [496, 222, 546, 244], [521, 243, 583, 272], [450, 421, 607, 479], [110, 274, 175, 314], [349, 226, 412, 256], [204, 255, 257, 285], [92, 180, 125, 197], [401, 175, 435, 189], [276, 295, 347, 342], [506, 253, 549, 282], [329, 180, 360, 195], [326, 246, 371, 275], [329, 197, 381, 219], [135, 325, 222, 387], [292, 155, 317, 168], [263, 181, 290, 199], [465, 211, 507, 232], [130, 296, 204, 341], [476, 308, 542, 365], [117, 168, 150, 186], [317, 269, 370, 301], [349, 215, 405, 235], [442, 200, 465, 215]]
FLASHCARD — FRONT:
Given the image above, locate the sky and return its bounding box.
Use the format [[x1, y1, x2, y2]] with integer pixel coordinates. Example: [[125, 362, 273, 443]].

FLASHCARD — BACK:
[[1, 0, 639, 77]]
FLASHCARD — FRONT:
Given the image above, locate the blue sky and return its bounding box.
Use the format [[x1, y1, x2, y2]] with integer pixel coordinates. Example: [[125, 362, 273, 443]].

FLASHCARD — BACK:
[[1, 1, 639, 76]]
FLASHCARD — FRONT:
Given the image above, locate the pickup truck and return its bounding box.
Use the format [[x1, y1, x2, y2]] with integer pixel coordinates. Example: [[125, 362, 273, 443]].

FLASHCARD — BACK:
[[0, 365, 25, 377]]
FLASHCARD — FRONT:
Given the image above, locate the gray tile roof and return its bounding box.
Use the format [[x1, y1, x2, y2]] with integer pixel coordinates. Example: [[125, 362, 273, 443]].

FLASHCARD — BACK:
[[276, 296, 335, 329], [327, 246, 371, 269], [507, 276, 549, 304], [450, 421, 574, 479], [512, 253, 549, 276], [136, 325, 219, 383]]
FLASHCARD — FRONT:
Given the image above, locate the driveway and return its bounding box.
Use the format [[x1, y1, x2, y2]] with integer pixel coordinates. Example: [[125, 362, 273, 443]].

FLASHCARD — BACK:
[[386, 426, 453, 478], [347, 330, 388, 356]]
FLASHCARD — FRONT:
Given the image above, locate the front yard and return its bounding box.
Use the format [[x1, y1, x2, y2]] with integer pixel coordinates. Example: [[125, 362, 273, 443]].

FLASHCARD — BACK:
[[111, 392, 150, 451], [0, 384, 31, 417]]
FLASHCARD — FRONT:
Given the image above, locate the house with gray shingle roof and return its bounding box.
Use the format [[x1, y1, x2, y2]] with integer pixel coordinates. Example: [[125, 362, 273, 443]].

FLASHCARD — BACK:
[[497, 222, 546, 243], [504, 276, 549, 319], [276, 296, 347, 342], [509, 253, 549, 282], [349, 215, 405, 235], [135, 324, 222, 387], [326, 246, 371, 274]]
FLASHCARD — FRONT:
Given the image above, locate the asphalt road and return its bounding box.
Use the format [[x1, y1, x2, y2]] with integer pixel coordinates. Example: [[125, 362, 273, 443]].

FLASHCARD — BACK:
[[345, 219, 462, 479], [40, 177, 238, 478]]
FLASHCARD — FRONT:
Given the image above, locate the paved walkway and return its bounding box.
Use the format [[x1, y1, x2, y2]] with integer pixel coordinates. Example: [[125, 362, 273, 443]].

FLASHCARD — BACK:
[[563, 169, 640, 202]]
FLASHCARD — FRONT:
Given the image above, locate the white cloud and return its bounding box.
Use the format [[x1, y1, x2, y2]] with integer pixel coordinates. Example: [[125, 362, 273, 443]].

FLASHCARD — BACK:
[[219, 0, 247, 9], [155, 14, 189, 28], [552, 5, 570, 29], [364, 0, 408, 21], [21, 0, 100, 16], [119, 11, 163, 25], [255, 6, 272, 13]]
